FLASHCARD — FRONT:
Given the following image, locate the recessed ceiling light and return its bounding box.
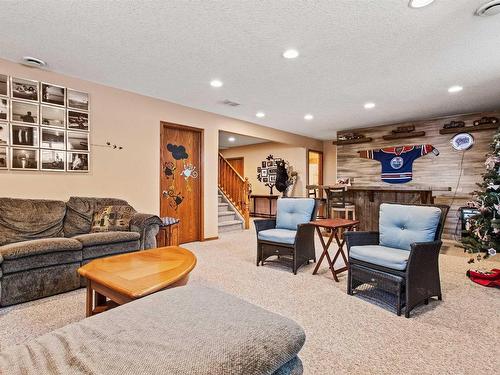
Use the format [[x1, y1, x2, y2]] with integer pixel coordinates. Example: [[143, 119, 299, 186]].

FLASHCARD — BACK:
[[283, 49, 299, 59], [256, 112, 265, 118], [21, 56, 47, 68], [304, 114, 314, 120], [228, 137, 236, 142], [210, 79, 223, 88], [448, 85, 463, 93], [364, 102, 376, 109], [408, 0, 435, 9]]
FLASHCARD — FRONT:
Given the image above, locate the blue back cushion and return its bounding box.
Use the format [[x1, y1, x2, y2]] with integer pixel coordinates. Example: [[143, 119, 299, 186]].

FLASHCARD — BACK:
[[276, 198, 315, 231], [379, 203, 441, 251]]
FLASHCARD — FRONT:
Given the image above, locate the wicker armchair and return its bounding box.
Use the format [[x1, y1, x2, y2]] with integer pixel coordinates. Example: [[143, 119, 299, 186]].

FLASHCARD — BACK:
[[345, 203, 449, 318], [255, 198, 319, 274]]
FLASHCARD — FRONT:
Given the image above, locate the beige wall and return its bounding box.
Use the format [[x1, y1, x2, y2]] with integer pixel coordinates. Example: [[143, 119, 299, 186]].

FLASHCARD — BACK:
[[322, 140, 337, 184], [220, 142, 308, 196], [0, 58, 322, 239]]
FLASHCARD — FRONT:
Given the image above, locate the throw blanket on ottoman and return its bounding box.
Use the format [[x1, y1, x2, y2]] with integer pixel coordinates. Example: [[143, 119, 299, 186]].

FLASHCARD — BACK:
[[0, 286, 305, 374]]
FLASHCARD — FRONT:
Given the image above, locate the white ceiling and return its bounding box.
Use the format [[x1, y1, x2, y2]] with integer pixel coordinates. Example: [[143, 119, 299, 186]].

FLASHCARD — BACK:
[[0, 0, 499, 140], [219, 131, 270, 149]]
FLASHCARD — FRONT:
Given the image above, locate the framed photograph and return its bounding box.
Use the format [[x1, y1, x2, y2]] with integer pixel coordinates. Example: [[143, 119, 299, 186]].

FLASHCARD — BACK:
[[268, 168, 277, 174], [41, 83, 65, 106], [40, 149, 65, 171], [267, 161, 273, 167], [0, 98, 8, 121], [11, 100, 39, 124], [67, 131, 89, 151], [11, 77, 39, 102], [11, 148, 39, 170], [0, 146, 7, 169], [67, 110, 89, 131], [262, 177, 268, 183], [261, 161, 266, 168], [67, 89, 89, 111], [0, 122, 9, 145], [67, 152, 89, 172], [40, 127, 65, 150], [269, 175, 276, 183], [257, 167, 261, 173], [41, 105, 65, 127], [11, 124, 39, 148], [261, 169, 268, 177], [0, 74, 8, 97]]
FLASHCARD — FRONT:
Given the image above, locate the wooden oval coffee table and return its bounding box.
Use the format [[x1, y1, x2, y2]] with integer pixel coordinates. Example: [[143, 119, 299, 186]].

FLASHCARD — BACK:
[[78, 246, 197, 316]]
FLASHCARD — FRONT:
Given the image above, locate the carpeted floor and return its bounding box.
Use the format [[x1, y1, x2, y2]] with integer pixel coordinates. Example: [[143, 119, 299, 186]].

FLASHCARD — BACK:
[[1, 228, 499, 374]]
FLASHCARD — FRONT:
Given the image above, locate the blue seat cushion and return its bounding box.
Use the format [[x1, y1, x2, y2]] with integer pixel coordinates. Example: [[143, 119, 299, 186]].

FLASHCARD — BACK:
[[379, 203, 441, 251], [350, 245, 410, 271], [275, 198, 315, 231], [258, 229, 297, 245]]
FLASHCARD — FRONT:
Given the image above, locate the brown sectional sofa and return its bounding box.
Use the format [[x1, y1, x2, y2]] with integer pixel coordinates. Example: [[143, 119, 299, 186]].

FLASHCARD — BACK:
[[0, 197, 161, 306]]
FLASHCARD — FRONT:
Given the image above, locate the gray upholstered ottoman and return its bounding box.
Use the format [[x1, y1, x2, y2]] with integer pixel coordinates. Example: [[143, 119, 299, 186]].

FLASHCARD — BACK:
[[0, 286, 305, 374]]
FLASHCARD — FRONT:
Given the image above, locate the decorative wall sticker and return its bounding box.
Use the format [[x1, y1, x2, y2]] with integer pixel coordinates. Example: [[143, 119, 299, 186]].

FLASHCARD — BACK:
[[164, 161, 176, 179], [167, 143, 188, 160], [257, 154, 296, 196], [359, 144, 439, 184], [164, 143, 195, 206], [163, 186, 184, 211], [180, 163, 199, 192]]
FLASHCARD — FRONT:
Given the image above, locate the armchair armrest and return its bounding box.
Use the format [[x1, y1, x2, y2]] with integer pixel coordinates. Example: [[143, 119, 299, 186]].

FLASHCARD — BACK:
[[254, 219, 276, 234], [130, 213, 162, 250], [407, 240, 442, 274], [344, 231, 380, 250]]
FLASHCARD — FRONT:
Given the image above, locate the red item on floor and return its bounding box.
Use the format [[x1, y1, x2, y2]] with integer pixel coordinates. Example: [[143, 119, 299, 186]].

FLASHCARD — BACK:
[[466, 268, 500, 288]]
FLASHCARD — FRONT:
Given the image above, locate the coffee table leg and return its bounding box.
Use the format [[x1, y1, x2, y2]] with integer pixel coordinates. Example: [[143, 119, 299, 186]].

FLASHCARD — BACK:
[[86, 282, 93, 317]]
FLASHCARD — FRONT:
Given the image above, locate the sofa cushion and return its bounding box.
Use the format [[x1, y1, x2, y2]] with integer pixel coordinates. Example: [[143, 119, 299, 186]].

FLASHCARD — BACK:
[[379, 203, 442, 251], [91, 205, 136, 233], [63, 197, 130, 237], [0, 238, 82, 260], [82, 239, 140, 260], [350, 245, 410, 271], [0, 286, 306, 374], [258, 228, 297, 245], [275, 198, 315, 231], [0, 198, 66, 246], [73, 231, 140, 247]]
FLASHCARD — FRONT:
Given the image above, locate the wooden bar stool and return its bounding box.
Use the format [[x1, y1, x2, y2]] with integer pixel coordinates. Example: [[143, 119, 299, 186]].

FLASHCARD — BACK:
[[325, 187, 356, 221], [306, 185, 327, 219]]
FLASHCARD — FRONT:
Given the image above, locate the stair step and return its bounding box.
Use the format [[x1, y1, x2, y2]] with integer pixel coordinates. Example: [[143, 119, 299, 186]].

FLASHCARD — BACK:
[[218, 219, 244, 233], [218, 211, 236, 223]]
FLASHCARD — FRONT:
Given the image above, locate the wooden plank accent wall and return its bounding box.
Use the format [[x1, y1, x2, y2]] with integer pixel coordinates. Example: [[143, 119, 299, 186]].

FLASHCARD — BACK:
[[336, 111, 500, 239]]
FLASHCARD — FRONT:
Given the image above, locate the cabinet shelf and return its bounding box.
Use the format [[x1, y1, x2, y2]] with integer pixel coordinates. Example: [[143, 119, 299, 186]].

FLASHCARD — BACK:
[[382, 131, 426, 141], [332, 137, 373, 145]]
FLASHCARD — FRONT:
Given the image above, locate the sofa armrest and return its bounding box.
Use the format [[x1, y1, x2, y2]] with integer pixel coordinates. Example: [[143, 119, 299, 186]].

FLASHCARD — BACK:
[[254, 219, 277, 234], [130, 213, 162, 250], [344, 231, 379, 251]]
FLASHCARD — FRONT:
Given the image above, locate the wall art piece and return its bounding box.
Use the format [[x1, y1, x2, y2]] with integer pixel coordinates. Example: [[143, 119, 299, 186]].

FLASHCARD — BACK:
[[11, 100, 39, 124], [257, 154, 296, 196], [0, 147, 7, 169], [67, 110, 89, 131], [41, 83, 65, 106], [40, 149, 65, 171], [0, 122, 8, 145], [41, 127, 65, 150], [260, 169, 268, 177], [11, 124, 39, 148], [11, 77, 39, 102], [11, 147, 38, 170], [0, 98, 8, 121], [41, 105, 65, 127], [67, 89, 89, 111], [67, 152, 89, 172], [261, 161, 266, 168], [0, 74, 8, 97], [67, 131, 89, 151], [359, 144, 439, 184], [262, 177, 268, 183]]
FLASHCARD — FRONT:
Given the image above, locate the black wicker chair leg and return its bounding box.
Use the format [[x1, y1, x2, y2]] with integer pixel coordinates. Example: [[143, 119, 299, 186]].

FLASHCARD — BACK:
[[347, 269, 353, 295], [397, 289, 402, 316], [438, 294, 442, 301], [424, 298, 429, 305]]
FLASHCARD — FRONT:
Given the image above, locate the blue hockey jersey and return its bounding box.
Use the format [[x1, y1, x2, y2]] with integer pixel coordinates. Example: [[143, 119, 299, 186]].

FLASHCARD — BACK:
[[359, 144, 438, 184]]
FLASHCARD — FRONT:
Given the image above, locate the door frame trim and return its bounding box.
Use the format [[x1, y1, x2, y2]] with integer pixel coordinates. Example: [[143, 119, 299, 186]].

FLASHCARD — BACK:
[[306, 149, 324, 187], [160, 121, 204, 242]]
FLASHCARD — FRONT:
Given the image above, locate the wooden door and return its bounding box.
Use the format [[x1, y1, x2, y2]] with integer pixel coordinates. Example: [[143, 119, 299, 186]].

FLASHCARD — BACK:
[[227, 157, 244, 177], [160, 122, 203, 244]]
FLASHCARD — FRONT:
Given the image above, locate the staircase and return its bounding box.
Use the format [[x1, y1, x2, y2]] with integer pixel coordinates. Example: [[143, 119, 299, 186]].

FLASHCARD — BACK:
[[218, 153, 250, 232], [218, 191, 244, 232]]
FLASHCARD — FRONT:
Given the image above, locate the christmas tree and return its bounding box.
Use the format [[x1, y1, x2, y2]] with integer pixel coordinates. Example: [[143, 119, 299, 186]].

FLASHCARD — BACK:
[[461, 129, 500, 261]]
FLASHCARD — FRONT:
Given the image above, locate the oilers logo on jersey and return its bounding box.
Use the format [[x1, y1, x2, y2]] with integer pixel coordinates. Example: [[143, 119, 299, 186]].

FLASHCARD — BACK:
[[359, 144, 438, 184]]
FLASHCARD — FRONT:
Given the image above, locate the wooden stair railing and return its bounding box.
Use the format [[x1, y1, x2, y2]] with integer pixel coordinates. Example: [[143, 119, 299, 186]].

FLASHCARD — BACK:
[[218, 153, 250, 229]]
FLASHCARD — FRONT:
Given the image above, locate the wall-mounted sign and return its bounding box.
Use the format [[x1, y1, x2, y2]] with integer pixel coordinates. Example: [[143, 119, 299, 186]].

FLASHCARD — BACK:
[[451, 133, 474, 151]]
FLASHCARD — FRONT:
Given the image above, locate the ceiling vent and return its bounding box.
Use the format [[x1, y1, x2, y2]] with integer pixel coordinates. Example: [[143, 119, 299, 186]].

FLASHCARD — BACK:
[[221, 99, 241, 107], [476, 0, 500, 16], [21, 56, 47, 68]]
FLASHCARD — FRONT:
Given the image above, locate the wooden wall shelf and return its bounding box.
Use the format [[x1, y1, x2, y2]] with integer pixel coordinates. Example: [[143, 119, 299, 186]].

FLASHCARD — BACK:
[[439, 123, 499, 135], [332, 137, 373, 145], [382, 131, 426, 141]]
